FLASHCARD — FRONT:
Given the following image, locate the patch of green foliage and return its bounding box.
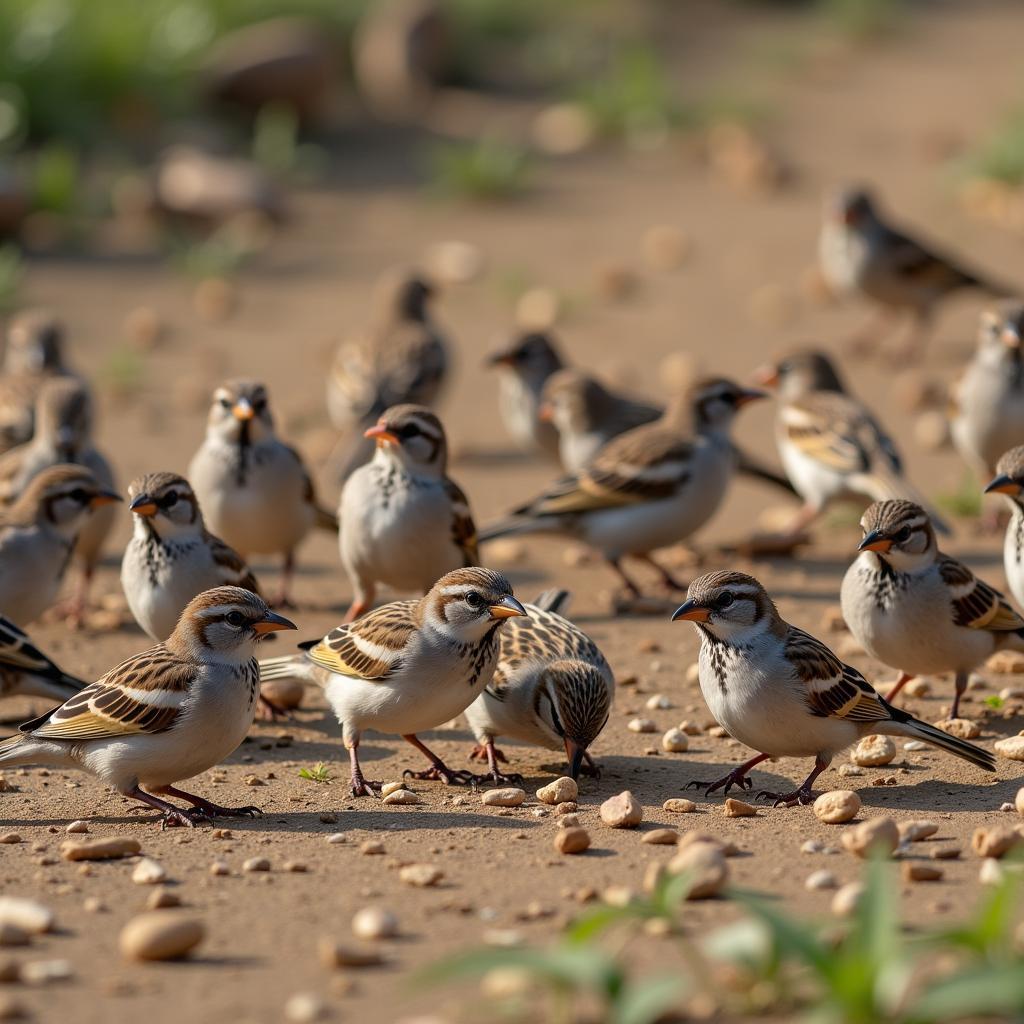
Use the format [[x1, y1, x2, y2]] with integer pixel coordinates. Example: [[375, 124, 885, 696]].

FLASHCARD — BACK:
[[429, 138, 532, 201], [936, 471, 983, 520], [966, 106, 1024, 186], [298, 762, 333, 784]]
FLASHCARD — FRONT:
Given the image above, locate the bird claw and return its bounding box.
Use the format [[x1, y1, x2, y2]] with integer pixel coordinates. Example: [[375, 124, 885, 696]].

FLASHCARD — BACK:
[[350, 778, 382, 798], [755, 788, 814, 808], [206, 804, 262, 818], [403, 765, 477, 787], [486, 770, 524, 786], [685, 770, 753, 798], [160, 808, 209, 829]]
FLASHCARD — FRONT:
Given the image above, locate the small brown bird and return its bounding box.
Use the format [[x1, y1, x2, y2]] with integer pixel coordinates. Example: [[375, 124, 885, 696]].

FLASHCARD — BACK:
[[819, 186, 1014, 361], [0, 615, 85, 702]]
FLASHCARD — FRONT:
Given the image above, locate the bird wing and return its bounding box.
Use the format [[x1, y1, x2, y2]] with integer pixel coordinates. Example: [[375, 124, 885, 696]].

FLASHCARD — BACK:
[[883, 226, 981, 291], [0, 616, 73, 682], [283, 443, 338, 531], [307, 601, 419, 681], [783, 392, 901, 476], [515, 427, 694, 516], [22, 645, 192, 740], [443, 477, 479, 564], [786, 627, 893, 723], [938, 557, 1024, 632], [207, 532, 260, 594]]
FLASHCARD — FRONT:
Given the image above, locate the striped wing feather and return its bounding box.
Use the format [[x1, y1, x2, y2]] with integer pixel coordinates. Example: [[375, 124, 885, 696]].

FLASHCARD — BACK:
[[0, 616, 58, 675], [443, 477, 479, 564], [939, 557, 1024, 631], [308, 601, 419, 681]]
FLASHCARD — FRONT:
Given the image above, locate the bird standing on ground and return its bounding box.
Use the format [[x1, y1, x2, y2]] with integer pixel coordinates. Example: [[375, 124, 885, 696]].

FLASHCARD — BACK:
[[983, 447, 1024, 609], [952, 305, 1024, 480], [327, 271, 448, 478], [755, 349, 947, 538], [0, 465, 121, 626], [464, 589, 614, 782], [258, 567, 526, 796], [819, 186, 1013, 361], [0, 615, 85, 702], [672, 570, 994, 806], [479, 378, 766, 596], [841, 499, 1024, 719], [486, 331, 565, 459], [0, 587, 295, 827], [339, 405, 478, 621], [0, 378, 118, 622], [189, 379, 336, 607]]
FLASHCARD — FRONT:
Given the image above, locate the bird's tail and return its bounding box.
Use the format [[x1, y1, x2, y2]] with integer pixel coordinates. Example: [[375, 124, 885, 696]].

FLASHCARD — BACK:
[[853, 468, 951, 536], [882, 713, 995, 772], [0, 733, 51, 769], [258, 655, 319, 684], [533, 589, 571, 614], [731, 444, 799, 498], [479, 517, 550, 543]]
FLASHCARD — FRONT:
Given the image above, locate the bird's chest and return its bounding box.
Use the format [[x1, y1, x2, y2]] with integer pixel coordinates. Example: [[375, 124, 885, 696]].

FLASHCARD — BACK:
[[819, 225, 867, 292]]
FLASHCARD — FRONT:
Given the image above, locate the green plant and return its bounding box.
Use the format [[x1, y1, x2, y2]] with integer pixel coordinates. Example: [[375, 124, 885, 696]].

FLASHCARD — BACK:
[[429, 138, 532, 200], [936, 470, 982, 519], [966, 106, 1024, 186], [984, 695, 1005, 710], [166, 225, 254, 280], [99, 345, 145, 398], [298, 762, 333, 783]]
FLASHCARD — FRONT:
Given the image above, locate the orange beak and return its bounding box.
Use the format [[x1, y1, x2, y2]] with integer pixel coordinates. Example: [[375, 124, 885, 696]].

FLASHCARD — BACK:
[[984, 474, 1020, 496], [752, 364, 780, 389], [858, 530, 893, 553], [232, 400, 254, 422], [364, 423, 399, 446], [129, 495, 157, 517], [670, 601, 710, 623], [537, 402, 554, 423], [90, 490, 123, 508], [253, 611, 297, 634], [489, 596, 528, 620]]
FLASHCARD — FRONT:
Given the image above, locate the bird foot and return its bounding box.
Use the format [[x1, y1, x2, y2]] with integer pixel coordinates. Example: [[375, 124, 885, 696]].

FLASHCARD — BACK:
[[578, 755, 601, 779], [685, 770, 754, 798], [195, 802, 262, 818], [403, 764, 478, 786], [467, 744, 508, 764], [755, 787, 815, 808], [159, 807, 210, 829], [350, 776, 382, 798], [485, 769, 524, 786]]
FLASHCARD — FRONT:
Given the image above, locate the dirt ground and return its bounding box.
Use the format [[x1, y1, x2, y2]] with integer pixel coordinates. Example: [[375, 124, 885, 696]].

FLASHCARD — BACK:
[[4, 3, 1024, 1022]]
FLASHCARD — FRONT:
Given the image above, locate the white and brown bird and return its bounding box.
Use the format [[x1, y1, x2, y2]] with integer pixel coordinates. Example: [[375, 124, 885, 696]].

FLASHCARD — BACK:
[[983, 447, 1024, 610], [672, 570, 994, 806], [486, 331, 565, 459], [819, 186, 1013, 360], [952, 305, 1024, 480], [327, 271, 448, 477], [755, 349, 947, 538], [339, 405, 478, 621], [0, 310, 77, 454], [0, 464, 121, 626], [0, 377, 118, 621], [480, 378, 766, 596], [188, 379, 337, 607], [841, 499, 1024, 720], [464, 589, 614, 782], [0, 615, 85, 702], [0, 587, 295, 827], [258, 567, 526, 796]]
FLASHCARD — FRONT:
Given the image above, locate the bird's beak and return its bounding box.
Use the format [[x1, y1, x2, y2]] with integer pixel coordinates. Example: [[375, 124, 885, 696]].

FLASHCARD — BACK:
[[486, 350, 516, 368], [489, 595, 528, 620], [537, 402, 554, 423], [565, 738, 585, 781], [1002, 328, 1021, 349], [984, 473, 1021, 496], [671, 600, 710, 623], [90, 490, 123, 508], [129, 494, 157, 517], [858, 529, 892, 553], [253, 611, 298, 634], [752, 365, 780, 389], [232, 400, 254, 422], [734, 387, 768, 408], [363, 423, 399, 446]]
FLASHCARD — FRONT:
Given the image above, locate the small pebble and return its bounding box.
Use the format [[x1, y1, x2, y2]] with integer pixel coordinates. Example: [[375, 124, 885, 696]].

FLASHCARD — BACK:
[[0, 836, 20, 846], [352, 907, 399, 940], [723, 798, 756, 818], [382, 790, 421, 806], [243, 857, 271, 873], [399, 864, 443, 888], [936, 718, 981, 740], [60, 837, 141, 862], [119, 913, 204, 962], [379, 782, 408, 797], [558, 814, 580, 828], [553, 828, 590, 855], [627, 718, 657, 734], [600, 791, 643, 829], [645, 694, 673, 711], [283, 861, 308, 873], [146, 889, 181, 910], [318, 939, 383, 969], [662, 798, 697, 814], [64, 821, 88, 835], [902, 863, 943, 883], [555, 801, 577, 815], [930, 846, 962, 861], [813, 790, 861, 824], [831, 882, 864, 917], [360, 841, 385, 856], [536, 778, 577, 805], [972, 827, 1021, 859], [83, 897, 105, 913], [481, 788, 525, 808], [995, 736, 1024, 761], [898, 820, 939, 842], [841, 817, 899, 859], [131, 858, 167, 886], [641, 829, 678, 846], [805, 870, 838, 891], [850, 735, 896, 767], [327, 834, 346, 845], [284, 993, 329, 1023], [667, 842, 728, 899], [0, 899, 54, 935], [980, 859, 1005, 885], [209, 861, 230, 876], [19, 959, 73, 985], [661, 728, 689, 753], [1016, 787, 1024, 817]]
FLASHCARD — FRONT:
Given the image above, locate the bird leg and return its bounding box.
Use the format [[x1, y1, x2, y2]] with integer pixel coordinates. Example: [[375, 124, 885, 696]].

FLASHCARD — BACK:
[[125, 786, 206, 829], [606, 557, 642, 598], [348, 742, 381, 797], [755, 756, 829, 807], [685, 752, 771, 798], [468, 739, 522, 785], [151, 785, 262, 819], [402, 734, 478, 785], [343, 589, 374, 623], [580, 751, 601, 778], [56, 567, 94, 631], [950, 670, 968, 721], [884, 671, 915, 705], [638, 554, 688, 593], [273, 552, 297, 609]]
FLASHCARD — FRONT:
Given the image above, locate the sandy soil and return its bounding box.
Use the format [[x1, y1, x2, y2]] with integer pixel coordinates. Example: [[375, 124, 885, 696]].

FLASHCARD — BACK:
[[3, 3, 1024, 1022]]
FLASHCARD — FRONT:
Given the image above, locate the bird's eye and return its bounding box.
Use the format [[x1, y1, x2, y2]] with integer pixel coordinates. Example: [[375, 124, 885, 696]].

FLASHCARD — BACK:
[[226, 611, 245, 627], [718, 591, 735, 609], [465, 591, 483, 609], [895, 527, 912, 543], [252, 398, 266, 413], [163, 492, 178, 508], [219, 398, 232, 410], [399, 424, 420, 439], [68, 488, 88, 503]]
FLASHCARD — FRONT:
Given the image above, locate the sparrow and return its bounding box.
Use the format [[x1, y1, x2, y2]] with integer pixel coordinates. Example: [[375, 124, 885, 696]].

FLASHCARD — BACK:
[[819, 186, 1013, 361], [479, 378, 766, 596], [951, 305, 1024, 479], [463, 589, 614, 782], [0, 587, 295, 827], [0, 377, 118, 621], [339, 404, 478, 621], [672, 570, 994, 806], [486, 331, 565, 459], [0, 309, 78, 453], [755, 349, 948, 538], [327, 271, 448, 478], [188, 379, 337, 606], [983, 446, 1024, 610], [0, 614, 85, 702], [258, 567, 527, 796], [0, 464, 121, 626], [840, 499, 1024, 720]]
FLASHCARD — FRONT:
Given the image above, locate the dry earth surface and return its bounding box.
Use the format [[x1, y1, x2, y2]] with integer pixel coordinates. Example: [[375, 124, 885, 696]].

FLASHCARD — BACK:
[[3, 3, 1024, 1022]]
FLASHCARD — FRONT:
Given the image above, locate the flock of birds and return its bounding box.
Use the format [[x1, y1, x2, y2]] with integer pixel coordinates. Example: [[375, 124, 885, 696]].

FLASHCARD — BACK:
[[0, 185, 1022, 826]]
